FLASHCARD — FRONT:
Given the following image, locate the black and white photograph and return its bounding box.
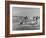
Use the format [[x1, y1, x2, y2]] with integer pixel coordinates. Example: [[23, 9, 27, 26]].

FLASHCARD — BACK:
[[10, 4, 42, 34], [12, 7, 40, 30]]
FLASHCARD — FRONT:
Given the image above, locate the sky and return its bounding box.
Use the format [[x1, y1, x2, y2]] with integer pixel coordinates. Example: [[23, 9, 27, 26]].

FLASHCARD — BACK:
[[12, 7, 40, 17]]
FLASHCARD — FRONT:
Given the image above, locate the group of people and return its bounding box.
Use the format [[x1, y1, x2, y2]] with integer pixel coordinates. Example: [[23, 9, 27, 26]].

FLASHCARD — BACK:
[[19, 16, 40, 24]]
